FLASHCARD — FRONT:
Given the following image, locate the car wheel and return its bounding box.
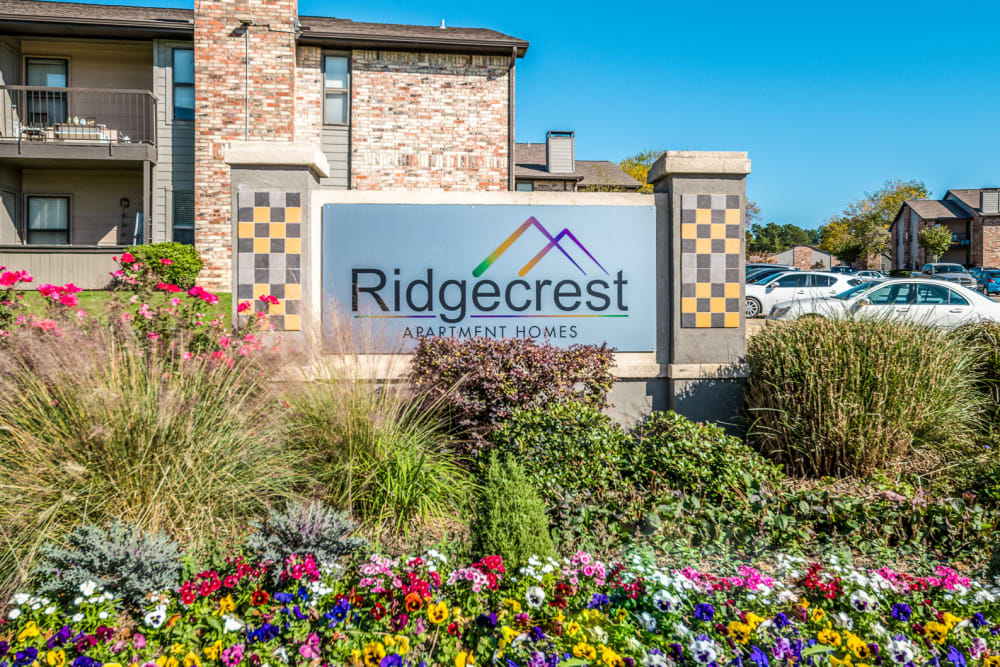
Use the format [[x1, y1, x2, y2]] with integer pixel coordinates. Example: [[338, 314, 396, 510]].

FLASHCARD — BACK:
[[745, 297, 762, 318]]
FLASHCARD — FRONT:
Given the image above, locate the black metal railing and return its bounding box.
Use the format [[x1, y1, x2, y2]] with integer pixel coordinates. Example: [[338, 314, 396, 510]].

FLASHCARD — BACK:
[[0, 86, 156, 146]]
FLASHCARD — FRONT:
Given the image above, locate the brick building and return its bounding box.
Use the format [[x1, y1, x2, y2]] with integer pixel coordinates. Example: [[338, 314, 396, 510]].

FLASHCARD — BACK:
[[890, 188, 1000, 270], [0, 0, 528, 289], [769, 244, 838, 270]]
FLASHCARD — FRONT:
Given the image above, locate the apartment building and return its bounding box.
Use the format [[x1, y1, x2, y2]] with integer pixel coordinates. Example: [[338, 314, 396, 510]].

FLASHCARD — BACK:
[[514, 131, 642, 192], [0, 0, 528, 288], [889, 188, 1000, 270]]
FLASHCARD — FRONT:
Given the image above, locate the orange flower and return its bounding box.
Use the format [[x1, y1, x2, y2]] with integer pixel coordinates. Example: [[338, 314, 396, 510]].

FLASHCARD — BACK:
[[405, 592, 423, 613]]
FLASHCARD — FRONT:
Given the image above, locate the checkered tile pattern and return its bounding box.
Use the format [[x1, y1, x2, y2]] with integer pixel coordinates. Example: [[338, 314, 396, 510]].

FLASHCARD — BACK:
[[680, 194, 742, 328], [236, 191, 303, 332]]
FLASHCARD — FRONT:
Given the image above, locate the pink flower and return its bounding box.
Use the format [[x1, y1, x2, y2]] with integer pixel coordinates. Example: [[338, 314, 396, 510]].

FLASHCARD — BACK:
[[259, 295, 279, 306], [298, 634, 320, 660], [160, 258, 174, 265], [0, 269, 32, 286], [119, 252, 135, 264], [147, 332, 160, 341], [237, 301, 252, 313], [218, 336, 231, 350], [76, 310, 87, 323], [157, 282, 182, 293], [181, 351, 194, 360], [59, 293, 78, 307]]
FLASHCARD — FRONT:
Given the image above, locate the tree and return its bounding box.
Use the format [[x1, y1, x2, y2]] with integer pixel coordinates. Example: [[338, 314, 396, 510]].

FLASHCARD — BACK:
[[918, 224, 953, 262], [747, 221, 823, 255], [820, 179, 930, 266], [618, 150, 664, 194]]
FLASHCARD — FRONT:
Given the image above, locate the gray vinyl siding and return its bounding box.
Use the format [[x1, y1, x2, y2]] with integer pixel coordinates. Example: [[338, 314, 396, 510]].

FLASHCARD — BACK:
[[320, 125, 349, 189], [152, 39, 195, 243]]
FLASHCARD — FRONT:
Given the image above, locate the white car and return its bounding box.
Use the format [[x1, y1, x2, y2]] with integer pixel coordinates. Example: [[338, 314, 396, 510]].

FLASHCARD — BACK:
[[766, 278, 1000, 327], [744, 271, 864, 318], [854, 270, 884, 281]]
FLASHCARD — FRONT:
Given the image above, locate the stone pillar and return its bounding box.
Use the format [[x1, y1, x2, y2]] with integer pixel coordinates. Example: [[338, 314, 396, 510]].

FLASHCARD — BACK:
[[647, 151, 751, 428]]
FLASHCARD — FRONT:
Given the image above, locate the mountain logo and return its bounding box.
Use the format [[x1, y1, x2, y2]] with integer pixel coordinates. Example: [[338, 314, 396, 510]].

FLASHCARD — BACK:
[[472, 216, 609, 278]]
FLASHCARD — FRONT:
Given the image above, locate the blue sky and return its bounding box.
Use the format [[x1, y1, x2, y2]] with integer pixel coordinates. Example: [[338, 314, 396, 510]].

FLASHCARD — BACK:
[[85, 0, 1000, 227]]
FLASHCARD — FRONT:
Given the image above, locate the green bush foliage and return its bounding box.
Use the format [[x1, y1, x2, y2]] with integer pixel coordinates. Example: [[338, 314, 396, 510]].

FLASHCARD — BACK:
[[34, 522, 182, 610], [0, 327, 294, 597], [408, 337, 615, 452], [745, 318, 985, 478], [124, 242, 203, 289], [246, 502, 365, 579], [471, 453, 555, 568]]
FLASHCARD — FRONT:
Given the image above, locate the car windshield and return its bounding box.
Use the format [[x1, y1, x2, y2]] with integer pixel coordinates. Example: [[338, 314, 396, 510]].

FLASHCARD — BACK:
[[936, 264, 968, 273], [834, 283, 876, 300], [755, 272, 790, 285]]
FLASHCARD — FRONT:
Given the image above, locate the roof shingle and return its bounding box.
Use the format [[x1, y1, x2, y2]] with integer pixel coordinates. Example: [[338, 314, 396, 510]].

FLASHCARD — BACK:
[[514, 143, 641, 189]]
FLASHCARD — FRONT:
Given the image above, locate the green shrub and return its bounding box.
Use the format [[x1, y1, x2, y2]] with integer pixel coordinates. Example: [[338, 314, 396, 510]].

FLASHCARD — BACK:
[[745, 318, 985, 478], [408, 337, 615, 453], [246, 501, 365, 578], [123, 242, 203, 289], [286, 352, 473, 538], [471, 453, 555, 568], [0, 327, 295, 597], [628, 411, 783, 507], [34, 522, 182, 610], [990, 537, 1000, 579]]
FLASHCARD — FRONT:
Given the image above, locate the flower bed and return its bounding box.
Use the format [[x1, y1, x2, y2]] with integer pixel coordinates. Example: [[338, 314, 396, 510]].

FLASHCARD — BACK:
[[3, 554, 998, 667]]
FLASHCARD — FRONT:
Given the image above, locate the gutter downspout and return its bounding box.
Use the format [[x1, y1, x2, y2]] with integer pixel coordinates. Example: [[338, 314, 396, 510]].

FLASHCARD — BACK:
[[508, 46, 515, 191]]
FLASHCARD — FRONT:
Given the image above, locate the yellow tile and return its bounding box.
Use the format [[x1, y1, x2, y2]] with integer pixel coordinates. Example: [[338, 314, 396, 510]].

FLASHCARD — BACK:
[[269, 223, 286, 239], [725, 239, 741, 254], [285, 283, 301, 300], [725, 208, 740, 224], [695, 312, 711, 328], [253, 284, 269, 298], [724, 312, 740, 328], [711, 297, 725, 312], [681, 223, 697, 239], [725, 283, 740, 298], [284, 314, 301, 331], [695, 209, 711, 224], [695, 238, 711, 254], [711, 224, 726, 239], [695, 283, 711, 298], [254, 237, 270, 253], [269, 299, 285, 315], [254, 207, 270, 223], [681, 297, 697, 313], [285, 207, 302, 223], [238, 222, 254, 239], [285, 237, 302, 254]]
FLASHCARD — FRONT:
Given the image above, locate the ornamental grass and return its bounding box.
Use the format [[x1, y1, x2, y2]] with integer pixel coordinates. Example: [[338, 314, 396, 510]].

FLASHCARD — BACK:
[[0, 325, 295, 598]]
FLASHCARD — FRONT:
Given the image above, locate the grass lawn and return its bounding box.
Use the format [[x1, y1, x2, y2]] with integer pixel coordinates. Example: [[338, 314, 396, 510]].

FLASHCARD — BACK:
[[18, 290, 234, 325]]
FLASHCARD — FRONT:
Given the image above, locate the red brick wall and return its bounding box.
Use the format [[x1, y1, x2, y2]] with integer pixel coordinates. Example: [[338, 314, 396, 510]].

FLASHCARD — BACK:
[[982, 218, 1000, 267], [194, 0, 298, 290], [350, 51, 510, 191]]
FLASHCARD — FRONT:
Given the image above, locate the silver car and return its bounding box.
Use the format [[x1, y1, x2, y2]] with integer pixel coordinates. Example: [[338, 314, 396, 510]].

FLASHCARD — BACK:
[[921, 263, 976, 288]]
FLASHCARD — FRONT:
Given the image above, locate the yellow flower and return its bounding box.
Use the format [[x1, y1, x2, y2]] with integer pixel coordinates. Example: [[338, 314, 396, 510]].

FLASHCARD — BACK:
[[601, 647, 624, 667], [614, 608, 627, 623], [393, 636, 410, 656], [157, 657, 179, 667], [745, 613, 765, 630], [350, 650, 362, 666], [218, 595, 235, 615], [46, 651, 66, 667], [729, 622, 752, 645], [983, 658, 1000, 667], [573, 643, 597, 661], [171, 645, 186, 656], [183, 652, 202, 667], [503, 598, 522, 614], [455, 652, 474, 667], [811, 608, 826, 623], [17, 622, 40, 642], [846, 635, 870, 660], [926, 622, 948, 645], [104, 664, 122, 667], [566, 622, 581, 637], [384, 637, 396, 649], [830, 655, 853, 667], [428, 601, 449, 625], [363, 642, 386, 667], [553, 612, 566, 625], [818, 629, 842, 647], [205, 641, 223, 661], [941, 613, 962, 630]]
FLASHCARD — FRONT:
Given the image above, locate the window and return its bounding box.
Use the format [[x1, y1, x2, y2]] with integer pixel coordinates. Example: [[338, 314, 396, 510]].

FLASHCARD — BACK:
[[26, 196, 69, 245], [173, 48, 194, 120], [516, 182, 534, 192], [173, 192, 194, 245], [25, 58, 67, 126], [948, 290, 970, 306], [811, 275, 836, 287], [774, 274, 808, 287], [868, 283, 913, 305], [323, 54, 349, 124], [915, 283, 952, 305]]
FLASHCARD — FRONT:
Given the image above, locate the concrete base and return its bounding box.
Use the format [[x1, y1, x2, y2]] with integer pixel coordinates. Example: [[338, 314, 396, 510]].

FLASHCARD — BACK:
[[607, 376, 744, 433]]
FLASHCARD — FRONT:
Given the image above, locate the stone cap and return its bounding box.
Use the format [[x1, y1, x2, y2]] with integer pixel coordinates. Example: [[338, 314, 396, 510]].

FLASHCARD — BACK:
[[647, 151, 751, 184], [225, 142, 330, 178]]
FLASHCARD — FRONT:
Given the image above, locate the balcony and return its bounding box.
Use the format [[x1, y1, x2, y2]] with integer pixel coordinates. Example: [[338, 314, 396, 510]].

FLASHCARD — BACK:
[[0, 86, 156, 162], [951, 233, 971, 248]]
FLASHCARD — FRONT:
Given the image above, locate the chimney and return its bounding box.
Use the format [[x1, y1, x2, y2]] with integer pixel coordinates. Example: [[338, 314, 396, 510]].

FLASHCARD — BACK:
[[545, 130, 575, 174], [982, 188, 1000, 215]]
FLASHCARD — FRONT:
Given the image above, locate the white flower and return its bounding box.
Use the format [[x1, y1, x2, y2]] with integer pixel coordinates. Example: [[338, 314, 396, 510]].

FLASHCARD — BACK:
[[223, 614, 244, 633], [850, 590, 876, 613], [673, 622, 690, 636], [887, 639, 917, 665], [12, 593, 29, 605], [640, 611, 657, 632], [835, 611, 853, 630], [272, 647, 289, 664], [30, 603, 41, 610], [44, 606, 55, 615], [653, 589, 678, 612], [7, 608, 21, 620], [73, 597, 83, 606], [689, 639, 718, 665], [526, 586, 545, 608], [642, 654, 673, 667], [79, 580, 98, 597], [143, 606, 167, 629], [98, 611, 109, 620], [872, 622, 888, 637], [71, 613, 85, 623]]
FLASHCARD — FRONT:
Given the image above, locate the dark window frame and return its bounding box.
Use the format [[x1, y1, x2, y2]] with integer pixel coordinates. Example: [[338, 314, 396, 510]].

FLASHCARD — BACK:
[[172, 48, 194, 121], [322, 52, 350, 126], [25, 195, 70, 245], [172, 191, 194, 245]]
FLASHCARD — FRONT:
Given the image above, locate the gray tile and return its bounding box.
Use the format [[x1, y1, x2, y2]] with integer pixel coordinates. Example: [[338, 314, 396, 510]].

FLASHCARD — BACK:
[[681, 194, 698, 210], [711, 194, 726, 210]]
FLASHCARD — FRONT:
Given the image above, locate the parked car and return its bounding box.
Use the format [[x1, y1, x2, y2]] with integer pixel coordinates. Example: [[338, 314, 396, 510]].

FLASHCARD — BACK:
[[979, 270, 1000, 295], [747, 268, 790, 284], [766, 278, 1000, 326], [920, 263, 976, 288], [829, 266, 858, 274], [744, 271, 863, 318], [854, 270, 884, 281], [746, 262, 794, 273]]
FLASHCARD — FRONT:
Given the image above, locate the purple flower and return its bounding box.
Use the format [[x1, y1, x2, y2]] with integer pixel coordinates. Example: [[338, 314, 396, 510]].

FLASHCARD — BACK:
[[527, 652, 546, 667], [46, 627, 72, 650], [773, 613, 790, 629], [390, 613, 408, 632], [70, 657, 97, 667], [13, 649, 37, 667], [971, 613, 986, 628], [477, 613, 498, 629], [588, 594, 610, 609], [772, 638, 792, 660], [379, 656, 402, 667], [749, 646, 769, 667], [0, 642, 9, 657], [530, 626, 546, 642], [694, 603, 715, 622], [221, 644, 245, 667], [891, 604, 912, 622], [946, 647, 966, 667], [273, 592, 293, 604]]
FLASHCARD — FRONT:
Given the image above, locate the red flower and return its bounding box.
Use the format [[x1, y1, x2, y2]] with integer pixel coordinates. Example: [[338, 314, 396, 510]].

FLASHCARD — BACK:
[[180, 591, 196, 605], [250, 589, 270, 606], [237, 301, 252, 313], [119, 252, 135, 264], [370, 602, 386, 620], [259, 294, 279, 306], [446, 622, 458, 636], [160, 258, 174, 265], [223, 575, 239, 588]]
